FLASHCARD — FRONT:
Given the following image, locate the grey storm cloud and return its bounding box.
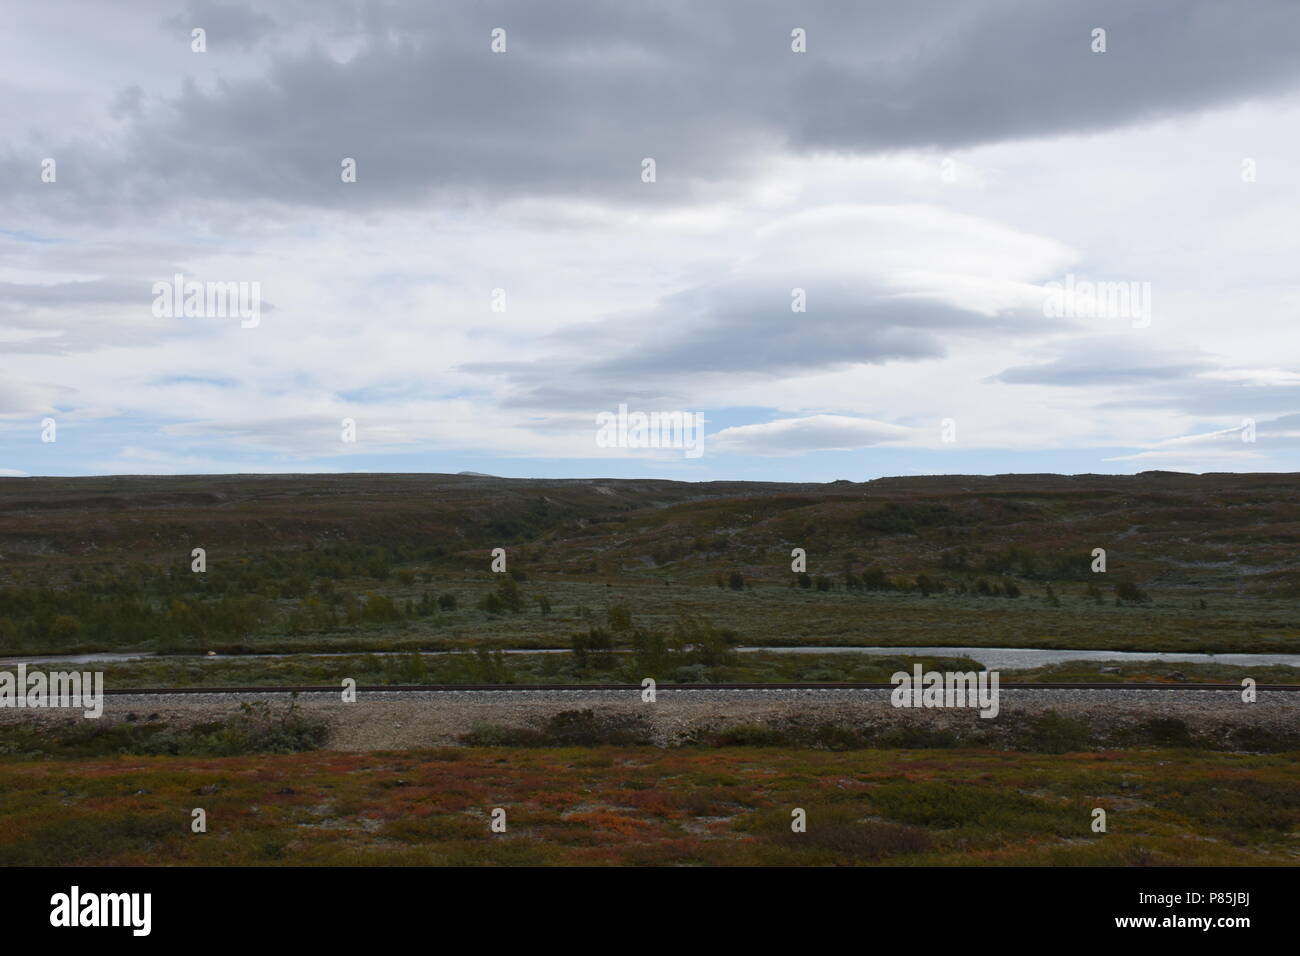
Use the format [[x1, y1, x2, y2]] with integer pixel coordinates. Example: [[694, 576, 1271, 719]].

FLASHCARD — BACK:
[[0, 278, 173, 355], [466, 276, 1045, 409], [7, 0, 1300, 218], [0, 279, 145, 307], [163, 0, 277, 49], [0, 274, 275, 355], [989, 343, 1216, 386], [1261, 412, 1300, 431], [1096, 382, 1300, 418], [988, 340, 1300, 420]]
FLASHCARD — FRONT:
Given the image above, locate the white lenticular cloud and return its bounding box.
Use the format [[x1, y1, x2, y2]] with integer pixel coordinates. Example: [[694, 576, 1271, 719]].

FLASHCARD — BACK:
[[712, 416, 916, 456]]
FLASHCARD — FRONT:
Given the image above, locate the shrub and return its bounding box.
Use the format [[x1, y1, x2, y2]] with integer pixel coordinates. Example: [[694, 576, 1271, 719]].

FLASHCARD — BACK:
[[870, 781, 1076, 835], [1161, 779, 1300, 834], [460, 711, 652, 747], [1227, 725, 1300, 752], [1132, 717, 1196, 747], [542, 709, 652, 746], [1020, 711, 1093, 753], [630, 628, 671, 675], [673, 664, 709, 683], [806, 722, 865, 750], [671, 614, 737, 666], [710, 723, 786, 746], [856, 502, 957, 535], [878, 726, 963, 749], [461, 722, 542, 746], [494, 576, 526, 612], [1116, 580, 1151, 604], [0, 699, 327, 758], [572, 627, 615, 670], [860, 566, 892, 591], [915, 574, 940, 596], [771, 811, 932, 860]]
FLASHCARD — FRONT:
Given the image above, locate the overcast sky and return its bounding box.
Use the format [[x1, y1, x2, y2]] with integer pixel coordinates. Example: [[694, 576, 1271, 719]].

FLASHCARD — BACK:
[[3, 0, 1299, 480]]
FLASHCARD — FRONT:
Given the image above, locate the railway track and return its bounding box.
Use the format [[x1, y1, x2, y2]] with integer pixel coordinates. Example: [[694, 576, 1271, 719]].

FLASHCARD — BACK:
[[102, 681, 1300, 694]]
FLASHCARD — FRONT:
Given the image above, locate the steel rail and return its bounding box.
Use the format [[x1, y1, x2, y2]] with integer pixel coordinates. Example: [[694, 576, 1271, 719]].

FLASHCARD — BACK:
[[100, 681, 1300, 694]]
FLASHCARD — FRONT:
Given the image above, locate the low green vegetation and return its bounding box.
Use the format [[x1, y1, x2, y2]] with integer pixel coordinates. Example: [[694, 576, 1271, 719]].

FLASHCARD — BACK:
[[49, 649, 1300, 690], [2, 573, 1296, 657], [0, 699, 327, 759], [0, 746, 1294, 865], [1, 472, 1297, 660], [62, 650, 988, 688], [1002, 660, 1300, 685], [457, 708, 1300, 754]]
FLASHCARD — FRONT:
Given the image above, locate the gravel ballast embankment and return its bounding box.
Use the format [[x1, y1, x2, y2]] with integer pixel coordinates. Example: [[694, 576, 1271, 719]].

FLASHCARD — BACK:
[[1, 688, 1294, 750]]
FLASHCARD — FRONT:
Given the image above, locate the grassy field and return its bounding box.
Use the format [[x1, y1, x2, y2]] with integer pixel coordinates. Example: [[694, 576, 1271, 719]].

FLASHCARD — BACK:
[[1, 471, 1297, 660], [8, 578, 1300, 657], [0, 745, 1295, 866]]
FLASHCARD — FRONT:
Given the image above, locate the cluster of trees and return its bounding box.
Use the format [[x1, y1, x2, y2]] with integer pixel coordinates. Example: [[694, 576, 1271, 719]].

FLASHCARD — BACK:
[[570, 613, 739, 677], [1, 554, 577, 653], [713, 564, 1160, 605], [475, 573, 557, 616], [966, 577, 1022, 598], [940, 545, 1094, 581], [856, 502, 960, 535], [283, 590, 463, 634], [0, 574, 469, 651], [11, 543, 453, 605], [149, 542, 446, 598], [0, 584, 275, 649], [1, 530, 1167, 655], [838, 567, 894, 590]]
